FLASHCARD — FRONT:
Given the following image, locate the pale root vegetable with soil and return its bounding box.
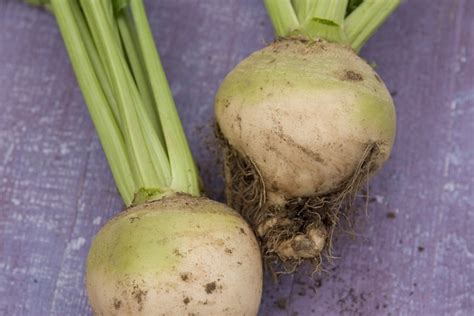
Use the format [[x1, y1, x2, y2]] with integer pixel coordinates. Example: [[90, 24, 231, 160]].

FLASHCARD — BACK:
[[87, 195, 261, 315], [27, 0, 262, 314], [215, 0, 399, 270]]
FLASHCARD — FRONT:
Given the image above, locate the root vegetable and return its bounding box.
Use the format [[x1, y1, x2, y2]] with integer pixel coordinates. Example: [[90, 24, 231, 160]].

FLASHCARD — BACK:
[[215, 0, 399, 270], [87, 194, 261, 315], [28, 0, 263, 314]]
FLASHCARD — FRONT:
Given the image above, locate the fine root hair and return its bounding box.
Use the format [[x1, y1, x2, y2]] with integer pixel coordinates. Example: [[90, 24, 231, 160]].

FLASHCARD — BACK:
[[216, 124, 379, 273]]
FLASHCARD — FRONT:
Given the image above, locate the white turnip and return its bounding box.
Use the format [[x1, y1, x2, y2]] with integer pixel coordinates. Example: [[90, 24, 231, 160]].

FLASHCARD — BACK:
[[215, 0, 399, 269], [87, 194, 261, 315], [31, 0, 264, 314]]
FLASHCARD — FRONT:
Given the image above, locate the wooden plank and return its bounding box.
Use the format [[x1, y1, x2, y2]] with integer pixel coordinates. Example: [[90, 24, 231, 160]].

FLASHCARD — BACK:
[[0, 0, 473, 315]]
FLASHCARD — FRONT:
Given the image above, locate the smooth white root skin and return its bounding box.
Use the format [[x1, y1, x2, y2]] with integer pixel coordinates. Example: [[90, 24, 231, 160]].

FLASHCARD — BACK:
[[86, 194, 262, 316], [215, 39, 396, 205]]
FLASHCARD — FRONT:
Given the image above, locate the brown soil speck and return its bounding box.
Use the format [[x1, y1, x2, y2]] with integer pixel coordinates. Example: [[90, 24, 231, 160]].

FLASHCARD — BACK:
[[129, 216, 140, 223], [183, 297, 190, 305], [343, 70, 363, 81], [225, 248, 233, 254], [173, 249, 184, 257], [205, 282, 217, 294], [239, 228, 247, 235], [236, 114, 242, 131], [386, 212, 396, 219], [180, 272, 191, 281], [132, 285, 148, 310], [275, 298, 288, 310], [113, 298, 122, 310]]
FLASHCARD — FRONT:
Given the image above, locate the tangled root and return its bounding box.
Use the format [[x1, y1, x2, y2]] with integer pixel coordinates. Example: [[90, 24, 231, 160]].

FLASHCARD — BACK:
[[216, 125, 379, 273]]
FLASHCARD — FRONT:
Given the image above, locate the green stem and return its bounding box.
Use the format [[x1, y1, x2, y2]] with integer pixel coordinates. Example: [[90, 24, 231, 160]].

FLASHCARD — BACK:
[[70, 0, 121, 125], [48, 0, 200, 205], [345, 0, 400, 52], [80, 0, 164, 189], [291, 0, 319, 24], [116, 10, 164, 144], [295, 0, 348, 43], [51, 0, 135, 204], [313, 0, 348, 26], [129, 0, 201, 196], [345, 0, 363, 16], [100, 0, 123, 53], [265, 0, 400, 53], [263, 0, 300, 37]]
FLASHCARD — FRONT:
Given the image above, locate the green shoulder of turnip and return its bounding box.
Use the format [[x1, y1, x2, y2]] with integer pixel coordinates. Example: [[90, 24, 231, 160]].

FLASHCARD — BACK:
[[214, 0, 399, 271], [28, 0, 262, 314]]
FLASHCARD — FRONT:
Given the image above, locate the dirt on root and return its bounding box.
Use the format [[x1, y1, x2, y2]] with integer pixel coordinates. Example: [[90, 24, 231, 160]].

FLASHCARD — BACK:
[[216, 124, 380, 273], [342, 70, 364, 81], [180, 272, 191, 281], [113, 298, 122, 310], [131, 284, 148, 312], [275, 298, 288, 310], [205, 282, 217, 294]]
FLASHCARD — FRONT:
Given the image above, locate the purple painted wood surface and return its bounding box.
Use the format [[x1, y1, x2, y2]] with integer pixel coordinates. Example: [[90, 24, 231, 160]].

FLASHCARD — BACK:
[[0, 0, 473, 315]]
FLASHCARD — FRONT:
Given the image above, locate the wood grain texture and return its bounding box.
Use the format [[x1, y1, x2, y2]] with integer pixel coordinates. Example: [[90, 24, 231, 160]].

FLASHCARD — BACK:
[[0, 0, 473, 315]]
